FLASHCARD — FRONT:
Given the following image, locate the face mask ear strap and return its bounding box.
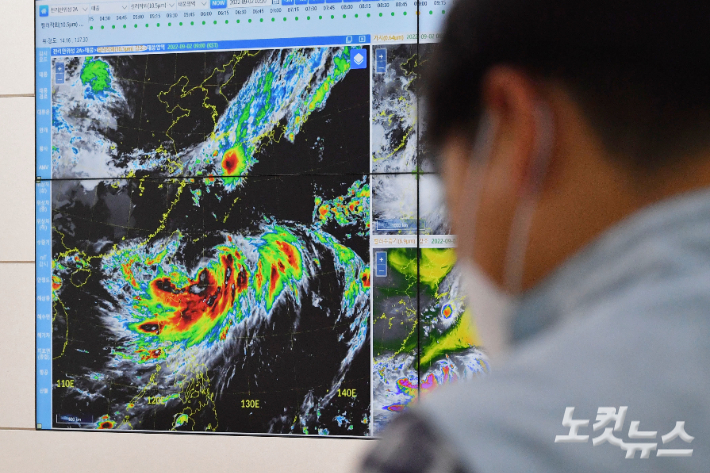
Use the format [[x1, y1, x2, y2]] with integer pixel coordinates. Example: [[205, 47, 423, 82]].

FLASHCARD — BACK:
[[457, 112, 500, 263], [471, 111, 499, 169], [526, 102, 556, 195], [503, 102, 556, 292]]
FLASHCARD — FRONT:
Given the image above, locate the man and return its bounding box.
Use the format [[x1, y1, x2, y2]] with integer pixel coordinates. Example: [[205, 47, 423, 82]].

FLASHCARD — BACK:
[[360, 1, 710, 471]]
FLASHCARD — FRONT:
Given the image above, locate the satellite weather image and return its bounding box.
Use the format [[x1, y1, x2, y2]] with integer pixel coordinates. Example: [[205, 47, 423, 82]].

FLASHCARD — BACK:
[[50, 47, 373, 435], [46, 41, 488, 437]]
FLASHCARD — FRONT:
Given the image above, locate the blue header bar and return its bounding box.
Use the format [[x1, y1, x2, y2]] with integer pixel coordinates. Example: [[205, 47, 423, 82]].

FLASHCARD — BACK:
[[51, 35, 371, 56]]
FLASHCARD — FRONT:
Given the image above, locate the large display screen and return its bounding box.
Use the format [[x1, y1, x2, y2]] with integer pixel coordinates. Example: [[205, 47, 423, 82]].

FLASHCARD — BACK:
[[35, 0, 487, 436]]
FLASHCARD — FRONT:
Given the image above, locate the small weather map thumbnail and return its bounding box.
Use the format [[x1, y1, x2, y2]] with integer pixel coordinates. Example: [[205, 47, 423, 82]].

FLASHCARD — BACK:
[[371, 247, 488, 433], [371, 43, 435, 173]]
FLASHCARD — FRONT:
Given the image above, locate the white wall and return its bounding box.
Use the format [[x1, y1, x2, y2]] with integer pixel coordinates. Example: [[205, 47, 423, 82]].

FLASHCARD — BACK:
[[0, 3, 371, 470]]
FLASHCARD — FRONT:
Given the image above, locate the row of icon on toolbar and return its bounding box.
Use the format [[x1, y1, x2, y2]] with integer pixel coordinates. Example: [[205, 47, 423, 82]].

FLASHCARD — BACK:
[[39, 0, 418, 16]]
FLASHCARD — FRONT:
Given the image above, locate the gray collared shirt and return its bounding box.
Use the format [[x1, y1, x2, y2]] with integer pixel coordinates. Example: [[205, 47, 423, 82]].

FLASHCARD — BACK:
[[361, 188, 710, 472]]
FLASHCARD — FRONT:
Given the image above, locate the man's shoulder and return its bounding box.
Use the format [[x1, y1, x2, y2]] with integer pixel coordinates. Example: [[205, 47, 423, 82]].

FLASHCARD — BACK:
[[413, 282, 710, 472], [360, 412, 473, 473]]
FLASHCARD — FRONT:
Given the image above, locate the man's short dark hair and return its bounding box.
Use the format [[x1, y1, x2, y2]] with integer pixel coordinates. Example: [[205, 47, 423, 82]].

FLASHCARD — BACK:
[[426, 0, 710, 168]]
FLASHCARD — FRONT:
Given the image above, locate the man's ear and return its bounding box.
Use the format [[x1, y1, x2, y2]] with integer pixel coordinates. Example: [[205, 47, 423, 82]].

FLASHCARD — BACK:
[[481, 67, 549, 198]]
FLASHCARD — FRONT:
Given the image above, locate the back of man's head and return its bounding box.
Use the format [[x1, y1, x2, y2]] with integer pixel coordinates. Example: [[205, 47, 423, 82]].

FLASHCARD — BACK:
[[427, 0, 710, 169]]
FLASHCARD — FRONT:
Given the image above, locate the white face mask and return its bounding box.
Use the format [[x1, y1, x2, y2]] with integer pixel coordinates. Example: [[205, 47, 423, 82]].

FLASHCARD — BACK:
[[460, 260, 518, 363], [459, 105, 555, 363]]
